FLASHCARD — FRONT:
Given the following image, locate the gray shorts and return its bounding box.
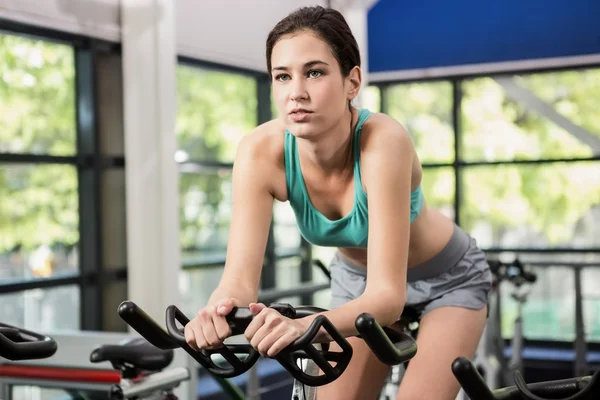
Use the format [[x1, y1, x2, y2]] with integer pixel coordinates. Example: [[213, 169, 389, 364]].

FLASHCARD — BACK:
[[329, 224, 493, 318]]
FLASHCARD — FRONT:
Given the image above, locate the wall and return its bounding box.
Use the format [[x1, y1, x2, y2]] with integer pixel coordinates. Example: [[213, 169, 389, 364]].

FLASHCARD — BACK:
[[367, 0, 600, 80]]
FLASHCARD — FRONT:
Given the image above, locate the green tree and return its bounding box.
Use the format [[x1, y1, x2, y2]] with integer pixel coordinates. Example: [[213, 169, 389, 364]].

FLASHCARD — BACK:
[[0, 33, 78, 257], [460, 73, 600, 246], [384, 70, 600, 248], [386, 82, 456, 213], [176, 65, 257, 255]]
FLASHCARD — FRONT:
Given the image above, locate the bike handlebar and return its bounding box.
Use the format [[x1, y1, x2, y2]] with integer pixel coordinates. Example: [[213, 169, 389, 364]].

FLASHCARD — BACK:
[[118, 300, 417, 387], [452, 357, 600, 400], [0, 322, 58, 361], [490, 258, 537, 287], [355, 313, 417, 366]]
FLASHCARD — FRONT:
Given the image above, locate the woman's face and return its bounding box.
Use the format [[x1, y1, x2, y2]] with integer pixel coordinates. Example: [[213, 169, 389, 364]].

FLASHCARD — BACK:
[[270, 30, 359, 139]]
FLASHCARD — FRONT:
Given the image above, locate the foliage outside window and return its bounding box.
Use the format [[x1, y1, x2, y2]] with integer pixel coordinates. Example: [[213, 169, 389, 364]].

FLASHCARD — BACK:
[[0, 33, 79, 331]]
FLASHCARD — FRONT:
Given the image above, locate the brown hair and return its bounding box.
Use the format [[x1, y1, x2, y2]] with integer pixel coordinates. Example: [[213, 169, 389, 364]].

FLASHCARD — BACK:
[[266, 6, 361, 78]]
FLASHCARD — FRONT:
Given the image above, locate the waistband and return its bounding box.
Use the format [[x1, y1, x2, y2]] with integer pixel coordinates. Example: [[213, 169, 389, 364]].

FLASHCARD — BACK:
[[333, 224, 471, 282], [406, 224, 471, 282]]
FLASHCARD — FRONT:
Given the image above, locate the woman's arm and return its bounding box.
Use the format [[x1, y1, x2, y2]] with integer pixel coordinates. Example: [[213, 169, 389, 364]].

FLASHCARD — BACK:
[[207, 132, 276, 307], [302, 117, 414, 339]]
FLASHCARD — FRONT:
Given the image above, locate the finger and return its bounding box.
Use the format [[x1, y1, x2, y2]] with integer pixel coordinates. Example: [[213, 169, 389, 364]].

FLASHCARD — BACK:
[[249, 303, 267, 315], [199, 306, 221, 348], [257, 326, 291, 357], [249, 312, 284, 352], [213, 313, 232, 342], [192, 321, 209, 350], [244, 307, 269, 340], [267, 331, 297, 357], [184, 323, 199, 351], [216, 298, 237, 316]]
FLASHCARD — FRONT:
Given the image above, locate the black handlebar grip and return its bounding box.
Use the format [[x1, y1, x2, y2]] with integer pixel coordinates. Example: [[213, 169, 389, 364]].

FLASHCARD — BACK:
[[117, 301, 179, 350], [451, 357, 495, 400], [225, 307, 254, 336], [354, 313, 417, 366], [165, 305, 259, 378], [276, 315, 353, 387], [513, 368, 600, 400], [523, 270, 537, 284], [0, 323, 58, 361]]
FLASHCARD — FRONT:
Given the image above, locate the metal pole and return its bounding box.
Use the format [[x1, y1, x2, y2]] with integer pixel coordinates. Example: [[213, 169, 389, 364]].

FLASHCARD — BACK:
[[574, 267, 588, 377]]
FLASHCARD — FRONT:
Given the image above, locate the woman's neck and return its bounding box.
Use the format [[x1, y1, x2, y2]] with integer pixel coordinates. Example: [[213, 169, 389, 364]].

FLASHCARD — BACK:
[[298, 108, 357, 175]]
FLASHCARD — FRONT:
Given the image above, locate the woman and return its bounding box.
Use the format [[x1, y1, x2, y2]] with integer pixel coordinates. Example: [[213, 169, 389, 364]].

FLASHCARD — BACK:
[[184, 6, 492, 399]]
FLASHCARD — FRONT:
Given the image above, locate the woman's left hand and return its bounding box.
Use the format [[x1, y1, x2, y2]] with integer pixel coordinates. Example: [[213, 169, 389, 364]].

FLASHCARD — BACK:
[[244, 303, 308, 357]]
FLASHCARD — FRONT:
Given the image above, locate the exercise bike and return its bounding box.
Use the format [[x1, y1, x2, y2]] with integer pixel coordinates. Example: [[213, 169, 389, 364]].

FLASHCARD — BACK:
[[351, 320, 600, 400], [90, 337, 190, 399], [0, 321, 189, 400], [116, 299, 418, 400], [457, 259, 506, 400], [0, 321, 57, 361], [452, 356, 600, 400], [501, 258, 537, 386], [312, 258, 422, 400]]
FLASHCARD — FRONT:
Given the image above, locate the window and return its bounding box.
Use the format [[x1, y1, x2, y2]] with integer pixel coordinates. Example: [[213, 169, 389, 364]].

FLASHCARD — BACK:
[[375, 67, 600, 343], [461, 163, 600, 249], [177, 64, 257, 265], [0, 28, 123, 332], [385, 81, 454, 164], [0, 32, 80, 331]]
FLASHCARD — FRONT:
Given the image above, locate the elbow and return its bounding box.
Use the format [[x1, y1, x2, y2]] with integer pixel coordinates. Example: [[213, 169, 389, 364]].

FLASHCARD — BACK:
[[364, 289, 406, 328]]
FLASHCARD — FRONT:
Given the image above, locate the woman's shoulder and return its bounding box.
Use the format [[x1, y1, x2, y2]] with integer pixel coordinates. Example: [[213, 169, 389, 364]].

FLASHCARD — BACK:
[[236, 118, 286, 163], [359, 110, 414, 153]]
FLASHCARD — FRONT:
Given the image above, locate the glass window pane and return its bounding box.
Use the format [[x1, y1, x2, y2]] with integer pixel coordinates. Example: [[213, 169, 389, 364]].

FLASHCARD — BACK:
[[274, 257, 302, 306], [362, 85, 381, 112], [499, 265, 574, 341], [460, 70, 600, 162], [179, 266, 224, 317], [422, 167, 455, 221], [0, 164, 79, 281], [461, 162, 600, 249], [0, 285, 80, 331], [180, 169, 232, 261], [385, 81, 454, 164], [176, 65, 257, 162], [0, 33, 76, 155], [273, 201, 301, 249], [582, 266, 600, 343], [517, 68, 600, 148]]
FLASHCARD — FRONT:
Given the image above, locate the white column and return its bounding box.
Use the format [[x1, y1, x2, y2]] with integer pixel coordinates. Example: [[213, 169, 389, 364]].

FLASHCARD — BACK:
[[332, 0, 379, 108], [121, 1, 195, 398], [121, 0, 180, 320]]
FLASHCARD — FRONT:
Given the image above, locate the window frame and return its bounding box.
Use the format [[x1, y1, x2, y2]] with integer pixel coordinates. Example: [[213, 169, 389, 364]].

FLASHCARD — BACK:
[[0, 20, 125, 331]]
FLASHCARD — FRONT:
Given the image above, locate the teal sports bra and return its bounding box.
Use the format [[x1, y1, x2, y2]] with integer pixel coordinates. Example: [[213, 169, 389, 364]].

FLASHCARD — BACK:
[[284, 108, 424, 248]]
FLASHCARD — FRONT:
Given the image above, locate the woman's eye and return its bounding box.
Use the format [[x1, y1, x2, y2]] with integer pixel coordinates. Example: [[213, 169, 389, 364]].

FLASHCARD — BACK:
[[308, 70, 323, 78], [275, 74, 290, 82]]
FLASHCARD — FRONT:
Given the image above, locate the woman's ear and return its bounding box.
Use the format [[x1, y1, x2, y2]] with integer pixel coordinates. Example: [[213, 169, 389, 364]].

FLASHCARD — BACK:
[[346, 66, 363, 101]]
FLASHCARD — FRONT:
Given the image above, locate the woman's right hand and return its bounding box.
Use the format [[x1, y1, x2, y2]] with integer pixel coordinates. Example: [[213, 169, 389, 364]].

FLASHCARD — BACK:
[[184, 298, 239, 350]]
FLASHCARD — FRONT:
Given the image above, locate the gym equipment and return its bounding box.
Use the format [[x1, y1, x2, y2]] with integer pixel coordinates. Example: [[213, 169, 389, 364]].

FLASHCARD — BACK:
[[502, 258, 537, 386], [0, 322, 57, 361], [311, 258, 422, 400], [1, 321, 189, 400], [90, 338, 190, 400], [452, 356, 600, 400], [458, 259, 505, 400], [117, 299, 418, 400]]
